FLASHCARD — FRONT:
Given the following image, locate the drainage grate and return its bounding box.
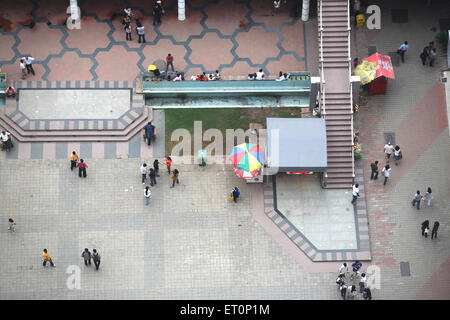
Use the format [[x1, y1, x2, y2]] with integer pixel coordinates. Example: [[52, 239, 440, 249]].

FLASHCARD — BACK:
[[392, 9, 408, 23], [388, 52, 400, 66], [384, 132, 395, 145], [400, 262, 411, 276]]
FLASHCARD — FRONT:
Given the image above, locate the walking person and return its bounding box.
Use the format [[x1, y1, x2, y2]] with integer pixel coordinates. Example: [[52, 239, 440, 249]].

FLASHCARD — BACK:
[[140, 163, 148, 184], [142, 121, 156, 146], [431, 221, 440, 239], [381, 164, 391, 186], [81, 248, 91, 266], [70, 151, 78, 171], [422, 187, 433, 206], [370, 160, 379, 180], [429, 48, 436, 67], [76, 159, 88, 178], [92, 249, 101, 271], [420, 45, 430, 66], [393, 145, 402, 165], [339, 283, 347, 300], [20, 59, 27, 80], [125, 23, 132, 41], [273, 0, 281, 13], [170, 169, 179, 188], [397, 41, 408, 63], [42, 249, 55, 267], [351, 183, 360, 205], [412, 190, 422, 210], [359, 273, 367, 293], [153, 3, 162, 26], [384, 142, 394, 160], [0, 131, 12, 152], [165, 53, 174, 73], [421, 220, 430, 237], [165, 156, 172, 175], [144, 186, 151, 205], [231, 186, 240, 202], [149, 168, 157, 186], [153, 159, 160, 177], [8, 218, 16, 233], [22, 56, 35, 75], [136, 22, 146, 43]]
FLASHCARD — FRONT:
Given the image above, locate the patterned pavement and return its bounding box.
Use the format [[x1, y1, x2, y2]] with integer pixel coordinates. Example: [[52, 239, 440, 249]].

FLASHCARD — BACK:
[[0, 0, 306, 81], [353, 0, 450, 299]]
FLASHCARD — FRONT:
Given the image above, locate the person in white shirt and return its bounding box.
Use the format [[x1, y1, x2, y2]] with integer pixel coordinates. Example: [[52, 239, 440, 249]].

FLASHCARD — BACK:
[[422, 187, 433, 206], [124, 7, 132, 18], [140, 163, 148, 184], [381, 164, 391, 186], [22, 56, 35, 75], [359, 273, 367, 293], [19, 59, 27, 79], [351, 183, 360, 204], [393, 145, 402, 165], [173, 73, 183, 82], [397, 41, 408, 63], [144, 186, 151, 206], [276, 71, 290, 81], [339, 262, 348, 277], [215, 70, 221, 80], [273, 0, 280, 13], [384, 142, 394, 160], [136, 22, 145, 43], [256, 69, 264, 80], [0, 131, 12, 151]]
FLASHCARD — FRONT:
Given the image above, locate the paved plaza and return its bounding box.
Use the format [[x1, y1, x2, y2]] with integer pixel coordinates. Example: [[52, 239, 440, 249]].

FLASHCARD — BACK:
[[0, 0, 450, 300]]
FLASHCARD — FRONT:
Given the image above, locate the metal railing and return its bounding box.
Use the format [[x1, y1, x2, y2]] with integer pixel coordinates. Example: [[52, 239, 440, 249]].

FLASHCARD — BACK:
[[347, 0, 355, 180]]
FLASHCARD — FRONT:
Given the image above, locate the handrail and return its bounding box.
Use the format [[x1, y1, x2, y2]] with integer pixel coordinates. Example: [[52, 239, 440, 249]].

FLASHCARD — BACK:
[[348, 0, 355, 180], [319, 0, 325, 117]]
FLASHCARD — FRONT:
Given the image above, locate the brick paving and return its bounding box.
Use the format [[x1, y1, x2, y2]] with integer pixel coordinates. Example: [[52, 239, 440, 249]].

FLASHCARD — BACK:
[[354, 0, 450, 299]]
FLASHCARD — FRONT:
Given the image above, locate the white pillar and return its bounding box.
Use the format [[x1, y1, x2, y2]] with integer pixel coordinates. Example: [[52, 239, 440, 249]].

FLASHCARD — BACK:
[[178, 0, 186, 21], [301, 0, 310, 22]]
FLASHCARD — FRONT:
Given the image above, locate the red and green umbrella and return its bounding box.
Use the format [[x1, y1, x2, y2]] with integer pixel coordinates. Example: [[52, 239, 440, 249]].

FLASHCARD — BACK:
[[228, 143, 264, 179]]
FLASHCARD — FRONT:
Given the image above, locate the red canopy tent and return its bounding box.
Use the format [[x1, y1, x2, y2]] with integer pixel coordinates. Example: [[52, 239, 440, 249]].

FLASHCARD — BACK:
[[364, 53, 395, 94]]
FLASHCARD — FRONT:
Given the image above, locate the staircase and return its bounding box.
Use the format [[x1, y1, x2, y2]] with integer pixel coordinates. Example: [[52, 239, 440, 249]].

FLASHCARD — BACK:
[[318, 0, 354, 188]]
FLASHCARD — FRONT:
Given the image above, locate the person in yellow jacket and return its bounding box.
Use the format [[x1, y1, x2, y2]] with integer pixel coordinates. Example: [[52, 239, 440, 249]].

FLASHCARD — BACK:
[[42, 249, 55, 267], [70, 151, 79, 171]]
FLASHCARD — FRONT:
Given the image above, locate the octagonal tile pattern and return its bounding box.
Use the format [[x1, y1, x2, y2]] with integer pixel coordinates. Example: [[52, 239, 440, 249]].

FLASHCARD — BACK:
[[234, 26, 280, 65], [46, 51, 94, 81], [65, 16, 111, 55], [188, 32, 234, 71], [17, 22, 64, 59], [203, 1, 250, 36], [0, 0, 307, 81]]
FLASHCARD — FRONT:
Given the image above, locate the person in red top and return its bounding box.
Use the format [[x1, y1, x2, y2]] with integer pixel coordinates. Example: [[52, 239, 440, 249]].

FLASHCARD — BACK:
[[165, 156, 172, 175], [165, 53, 174, 73], [76, 158, 88, 178], [195, 72, 208, 81]]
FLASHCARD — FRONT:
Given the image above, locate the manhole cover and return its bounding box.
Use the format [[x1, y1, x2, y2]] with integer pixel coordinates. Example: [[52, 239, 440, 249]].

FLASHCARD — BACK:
[[392, 9, 408, 23], [384, 132, 395, 145], [400, 261, 411, 276]]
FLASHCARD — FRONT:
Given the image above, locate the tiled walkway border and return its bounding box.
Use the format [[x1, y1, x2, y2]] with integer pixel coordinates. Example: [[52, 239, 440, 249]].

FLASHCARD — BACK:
[[5, 80, 144, 131], [263, 167, 372, 262]]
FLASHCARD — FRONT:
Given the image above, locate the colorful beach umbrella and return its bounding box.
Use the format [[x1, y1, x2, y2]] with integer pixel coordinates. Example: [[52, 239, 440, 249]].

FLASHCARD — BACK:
[[148, 65, 157, 72], [228, 143, 264, 179]]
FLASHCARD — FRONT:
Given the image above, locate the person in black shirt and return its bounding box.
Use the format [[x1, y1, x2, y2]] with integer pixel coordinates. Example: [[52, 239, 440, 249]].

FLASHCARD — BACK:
[[370, 160, 379, 180]]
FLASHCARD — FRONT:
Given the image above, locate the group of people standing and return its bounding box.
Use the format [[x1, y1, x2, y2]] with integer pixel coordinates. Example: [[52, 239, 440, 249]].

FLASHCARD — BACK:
[[121, 1, 164, 43], [140, 157, 179, 206], [336, 261, 372, 300], [420, 41, 437, 67], [70, 151, 88, 178], [19, 56, 35, 80]]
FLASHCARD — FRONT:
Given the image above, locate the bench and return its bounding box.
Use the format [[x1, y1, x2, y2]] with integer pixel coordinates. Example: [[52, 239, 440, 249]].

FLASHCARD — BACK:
[[142, 72, 311, 98]]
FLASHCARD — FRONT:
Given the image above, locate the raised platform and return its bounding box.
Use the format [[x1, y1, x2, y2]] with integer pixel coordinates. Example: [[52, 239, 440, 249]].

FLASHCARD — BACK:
[[0, 80, 150, 142]]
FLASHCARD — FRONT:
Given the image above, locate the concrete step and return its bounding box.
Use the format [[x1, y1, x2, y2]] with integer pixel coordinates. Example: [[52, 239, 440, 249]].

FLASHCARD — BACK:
[[327, 136, 352, 143], [323, 109, 351, 115], [322, 62, 349, 68], [0, 108, 151, 142], [323, 115, 352, 121], [322, 36, 348, 43], [319, 42, 348, 48], [327, 156, 353, 163], [320, 51, 349, 58], [327, 161, 353, 167], [324, 119, 351, 125], [327, 146, 353, 152]]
